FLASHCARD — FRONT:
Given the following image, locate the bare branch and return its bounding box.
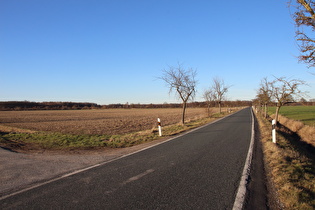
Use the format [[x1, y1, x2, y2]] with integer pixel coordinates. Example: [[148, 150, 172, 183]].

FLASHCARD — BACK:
[[291, 0, 315, 68]]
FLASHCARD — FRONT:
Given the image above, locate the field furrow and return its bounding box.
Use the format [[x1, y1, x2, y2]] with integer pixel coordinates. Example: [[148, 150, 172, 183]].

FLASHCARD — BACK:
[[0, 108, 210, 135]]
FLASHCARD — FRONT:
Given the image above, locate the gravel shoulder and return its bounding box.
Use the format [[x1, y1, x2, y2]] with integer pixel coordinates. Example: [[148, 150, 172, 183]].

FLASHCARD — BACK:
[[0, 137, 171, 197]]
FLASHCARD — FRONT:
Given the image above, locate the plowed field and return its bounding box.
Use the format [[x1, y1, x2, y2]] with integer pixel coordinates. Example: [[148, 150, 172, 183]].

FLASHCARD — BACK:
[[0, 108, 209, 135]]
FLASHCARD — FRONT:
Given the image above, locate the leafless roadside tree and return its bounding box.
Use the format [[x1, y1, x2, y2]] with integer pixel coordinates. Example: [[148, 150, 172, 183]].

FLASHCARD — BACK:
[[256, 77, 272, 118], [212, 78, 230, 114], [203, 89, 215, 117], [160, 64, 197, 125], [270, 76, 306, 123]]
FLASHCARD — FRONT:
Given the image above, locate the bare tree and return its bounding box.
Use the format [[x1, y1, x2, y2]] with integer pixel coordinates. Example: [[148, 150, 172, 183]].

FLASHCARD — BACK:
[[256, 77, 272, 118], [160, 64, 197, 125], [291, 0, 315, 67], [203, 88, 215, 117], [270, 76, 306, 123], [212, 78, 230, 114]]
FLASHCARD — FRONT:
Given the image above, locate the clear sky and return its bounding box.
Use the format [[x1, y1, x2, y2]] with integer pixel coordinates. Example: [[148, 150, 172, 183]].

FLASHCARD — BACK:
[[1, 0, 315, 105]]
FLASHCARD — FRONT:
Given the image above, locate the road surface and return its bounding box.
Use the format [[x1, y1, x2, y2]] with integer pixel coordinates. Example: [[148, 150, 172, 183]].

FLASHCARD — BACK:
[[1, 108, 254, 209]]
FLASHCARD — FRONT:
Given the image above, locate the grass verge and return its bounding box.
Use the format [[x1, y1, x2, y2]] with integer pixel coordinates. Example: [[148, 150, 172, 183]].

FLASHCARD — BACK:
[[0, 114, 225, 151], [256, 112, 315, 209], [272, 114, 315, 148], [267, 106, 315, 126]]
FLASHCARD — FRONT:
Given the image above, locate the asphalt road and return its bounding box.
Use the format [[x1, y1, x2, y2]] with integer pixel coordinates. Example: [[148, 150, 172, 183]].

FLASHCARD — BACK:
[[1, 108, 253, 209]]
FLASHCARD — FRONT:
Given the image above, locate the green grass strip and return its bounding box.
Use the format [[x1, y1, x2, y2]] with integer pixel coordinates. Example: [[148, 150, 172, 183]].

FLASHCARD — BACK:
[[267, 106, 315, 126]]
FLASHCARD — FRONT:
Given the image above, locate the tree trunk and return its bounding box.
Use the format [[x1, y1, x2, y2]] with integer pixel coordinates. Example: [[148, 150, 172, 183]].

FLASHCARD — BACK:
[[219, 102, 221, 114], [182, 102, 187, 125], [264, 103, 267, 118], [275, 105, 281, 124]]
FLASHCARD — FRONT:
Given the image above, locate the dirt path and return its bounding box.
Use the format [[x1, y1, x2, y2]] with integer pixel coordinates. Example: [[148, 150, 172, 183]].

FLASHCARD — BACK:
[[0, 138, 170, 197]]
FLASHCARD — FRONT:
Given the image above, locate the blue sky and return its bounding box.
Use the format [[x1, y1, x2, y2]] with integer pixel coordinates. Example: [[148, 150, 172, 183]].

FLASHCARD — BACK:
[[1, 0, 314, 105]]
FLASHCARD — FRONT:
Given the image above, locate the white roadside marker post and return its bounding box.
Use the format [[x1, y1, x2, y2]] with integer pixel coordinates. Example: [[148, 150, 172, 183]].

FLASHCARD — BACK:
[[157, 118, 162, 136], [272, 119, 276, 144]]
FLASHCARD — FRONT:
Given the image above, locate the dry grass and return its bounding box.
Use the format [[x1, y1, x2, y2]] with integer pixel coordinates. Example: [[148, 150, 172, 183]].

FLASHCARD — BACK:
[[0, 125, 36, 134], [299, 126, 315, 146], [256, 113, 315, 209], [0, 108, 211, 135], [275, 114, 315, 147]]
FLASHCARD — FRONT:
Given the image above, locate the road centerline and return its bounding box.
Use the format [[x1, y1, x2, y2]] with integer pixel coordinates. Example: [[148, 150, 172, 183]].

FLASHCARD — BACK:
[[121, 169, 155, 186]]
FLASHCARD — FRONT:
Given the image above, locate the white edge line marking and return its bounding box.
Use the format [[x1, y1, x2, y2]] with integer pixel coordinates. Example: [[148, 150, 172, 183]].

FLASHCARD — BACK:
[[0, 163, 103, 201], [0, 108, 244, 201], [232, 107, 255, 210]]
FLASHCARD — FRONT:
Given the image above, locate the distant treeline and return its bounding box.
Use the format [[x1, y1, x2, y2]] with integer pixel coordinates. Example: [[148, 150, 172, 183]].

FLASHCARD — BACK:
[[253, 101, 315, 107], [0, 101, 100, 111], [0, 100, 254, 111], [105, 100, 253, 109]]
